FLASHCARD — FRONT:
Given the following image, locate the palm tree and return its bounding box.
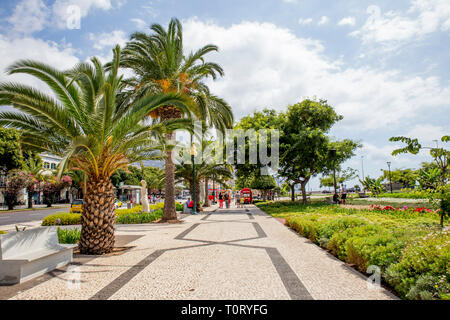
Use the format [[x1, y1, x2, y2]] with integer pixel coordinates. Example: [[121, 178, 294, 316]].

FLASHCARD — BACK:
[[0, 46, 190, 254], [118, 18, 233, 221], [175, 141, 233, 212], [23, 155, 42, 208]]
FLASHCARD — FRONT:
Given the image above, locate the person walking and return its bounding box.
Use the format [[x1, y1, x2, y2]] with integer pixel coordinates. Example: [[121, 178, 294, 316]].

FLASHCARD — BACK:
[[218, 192, 223, 208], [224, 192, 230, 209], [235, 192, 241, 208]]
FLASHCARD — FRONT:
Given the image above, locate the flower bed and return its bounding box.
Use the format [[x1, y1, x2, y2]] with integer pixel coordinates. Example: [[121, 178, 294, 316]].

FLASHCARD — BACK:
[[256, 201, 449, 300], [42, 202, 182, 226]]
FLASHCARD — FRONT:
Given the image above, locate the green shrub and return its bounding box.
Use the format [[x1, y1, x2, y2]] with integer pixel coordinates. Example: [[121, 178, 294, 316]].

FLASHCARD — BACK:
[[405, 274, 450, 300], [376, 191, 426, 199], [57, 227, 81, 244], [345, 233, 405, 272], [257, 200, 446, 299], [0, 230, 6, 235], [385, 230, 450, 299], [42, 213, 81, 226], [116, 209, 162, 224], [319, 216, 369, 240], [176, 202, 184, 211]]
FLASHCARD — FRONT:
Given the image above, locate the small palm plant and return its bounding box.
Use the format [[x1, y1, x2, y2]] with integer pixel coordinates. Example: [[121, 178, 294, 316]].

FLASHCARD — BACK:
[[0, 46, 190, 254]]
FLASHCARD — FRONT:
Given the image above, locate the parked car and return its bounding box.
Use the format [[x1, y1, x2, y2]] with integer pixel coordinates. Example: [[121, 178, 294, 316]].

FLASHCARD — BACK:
[[322, 190, 331, 194], [70, 199, 83, 213]]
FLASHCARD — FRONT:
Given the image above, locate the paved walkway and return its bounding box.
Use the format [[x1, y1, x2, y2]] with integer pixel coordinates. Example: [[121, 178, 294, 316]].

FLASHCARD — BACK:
[[4, 205, 396, 300]]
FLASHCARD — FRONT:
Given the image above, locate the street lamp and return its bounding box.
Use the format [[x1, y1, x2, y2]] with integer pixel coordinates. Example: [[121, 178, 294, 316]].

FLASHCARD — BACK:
[[387, 161, 393, 194], [190, 144, 197, 214], [330, 149, 337, 195], [212, 175, 216, 205], [361, 155, 365, 180]]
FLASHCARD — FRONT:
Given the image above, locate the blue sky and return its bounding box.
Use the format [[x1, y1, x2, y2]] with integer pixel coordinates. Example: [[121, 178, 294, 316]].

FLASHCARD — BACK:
[[0, 0, 449, 189]]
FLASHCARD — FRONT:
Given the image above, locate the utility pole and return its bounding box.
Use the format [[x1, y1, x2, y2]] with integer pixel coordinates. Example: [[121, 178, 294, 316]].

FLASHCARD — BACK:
[[191, 144, 197, 214], [361, 156, 365, 180], [387, 161, 393, 194]]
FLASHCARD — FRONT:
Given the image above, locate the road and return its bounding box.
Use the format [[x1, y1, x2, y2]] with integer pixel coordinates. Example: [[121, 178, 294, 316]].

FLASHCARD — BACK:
[[0, 206, 69, 231]]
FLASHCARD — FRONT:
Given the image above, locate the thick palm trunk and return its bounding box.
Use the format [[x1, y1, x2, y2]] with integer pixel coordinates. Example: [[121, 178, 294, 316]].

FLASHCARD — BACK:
[[290, 184, 295, 201], [79, 177, 115, 255], [162, 132, 177, 221], [203, 178, 210, 207]]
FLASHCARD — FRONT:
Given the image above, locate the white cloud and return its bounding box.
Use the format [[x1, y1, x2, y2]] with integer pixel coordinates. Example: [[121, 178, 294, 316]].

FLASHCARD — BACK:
[[6, 0, 122, 33], [283, 0, 298, 3], [88, 30, 128, 50], [405, 124, 448, 146], [351, 1, 450, 46], [338, 16, 356, 26], [52, 0, 115, 29], [318, 16, 329, 25], [298, 18, 313, 25], [0, 35, 79, 103], [7, 0, 50, 34], [131, 18, 147, 30], [182, 19, 450, 133]]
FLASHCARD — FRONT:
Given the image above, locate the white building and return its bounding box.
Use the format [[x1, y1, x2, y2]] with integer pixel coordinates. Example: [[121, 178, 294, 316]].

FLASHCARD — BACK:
[[40, 153, 62, 175]]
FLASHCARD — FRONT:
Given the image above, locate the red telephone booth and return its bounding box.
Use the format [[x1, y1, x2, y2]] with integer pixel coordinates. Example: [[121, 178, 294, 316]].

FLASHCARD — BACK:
[[240, 188, 253, 204]]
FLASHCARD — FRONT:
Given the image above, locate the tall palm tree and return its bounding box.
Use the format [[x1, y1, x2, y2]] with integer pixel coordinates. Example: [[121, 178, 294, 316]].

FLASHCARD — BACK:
[[118, 18, 233, 221], [0, 46, 191, 254]]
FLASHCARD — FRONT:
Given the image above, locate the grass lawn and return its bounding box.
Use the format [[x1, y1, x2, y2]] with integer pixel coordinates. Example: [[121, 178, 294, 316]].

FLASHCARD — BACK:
[[256, 200, 449, 300]]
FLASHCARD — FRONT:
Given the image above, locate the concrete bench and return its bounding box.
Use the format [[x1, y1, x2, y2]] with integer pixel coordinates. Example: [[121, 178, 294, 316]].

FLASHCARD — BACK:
[[0, 227, 77, 285]]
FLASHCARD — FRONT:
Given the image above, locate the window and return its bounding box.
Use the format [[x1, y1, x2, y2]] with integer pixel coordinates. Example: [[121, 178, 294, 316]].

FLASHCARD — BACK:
[[44, 162, 50, 169], [51, 163, 56, 169]]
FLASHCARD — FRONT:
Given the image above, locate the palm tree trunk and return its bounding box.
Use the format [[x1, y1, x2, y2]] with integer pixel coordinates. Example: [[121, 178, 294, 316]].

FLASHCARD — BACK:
[[203, 178, 210, 207], [79, 177, 116, 255], [290, 184, 295, 201], [162, 132, 177, 221]]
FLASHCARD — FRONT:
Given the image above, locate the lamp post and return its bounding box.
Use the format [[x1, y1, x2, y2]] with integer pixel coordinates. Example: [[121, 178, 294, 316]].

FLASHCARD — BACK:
[[361, 155, 365, 180], [212, 176, 216, 204], [191, 144, 197, 214], [330, 149, 337, 195], [387, 161, 393, 194]]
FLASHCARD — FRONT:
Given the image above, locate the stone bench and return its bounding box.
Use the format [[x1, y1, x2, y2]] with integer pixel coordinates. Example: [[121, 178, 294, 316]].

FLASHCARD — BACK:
[[0, 227, 77, 285]]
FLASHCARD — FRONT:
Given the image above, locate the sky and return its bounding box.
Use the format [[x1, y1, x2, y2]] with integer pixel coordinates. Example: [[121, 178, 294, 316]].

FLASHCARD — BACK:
[[0, 0, 449, 190]]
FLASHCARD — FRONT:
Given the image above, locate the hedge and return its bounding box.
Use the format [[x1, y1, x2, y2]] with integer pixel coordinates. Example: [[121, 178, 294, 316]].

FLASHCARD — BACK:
[[0, 230, 6, 235], [42, 202, 182, 226], [256, 201, 448, 300]]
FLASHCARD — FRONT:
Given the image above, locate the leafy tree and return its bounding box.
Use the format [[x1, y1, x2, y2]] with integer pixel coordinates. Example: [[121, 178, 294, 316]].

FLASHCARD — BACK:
[[320, 167, 358, 188], [0, 46, 190, 254], [380, 168, 417, 189], [359, 176, 386, 195], [390, 135, 449, 227], [22, 153, 42, 208], [234, 108, 280, 188], [175, 140, 232, 211], [4, 170, 34, 210], [279, 99, 359, 203], [249, 174, 276, 200], [0, 127, 24, 172], [118, 18, 233, 221]]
